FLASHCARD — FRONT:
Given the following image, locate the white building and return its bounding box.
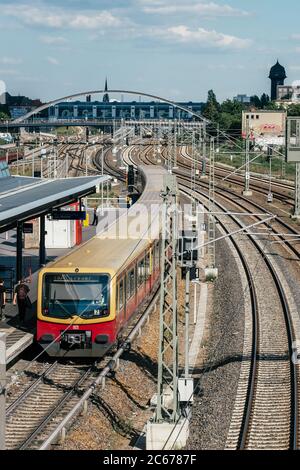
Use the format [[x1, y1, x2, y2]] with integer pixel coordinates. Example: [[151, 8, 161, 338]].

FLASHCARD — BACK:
[[277, 83, 300, 104]]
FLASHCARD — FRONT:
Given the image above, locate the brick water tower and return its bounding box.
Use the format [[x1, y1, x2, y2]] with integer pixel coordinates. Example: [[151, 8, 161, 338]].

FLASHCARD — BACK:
[[269, 60, 287, 101]]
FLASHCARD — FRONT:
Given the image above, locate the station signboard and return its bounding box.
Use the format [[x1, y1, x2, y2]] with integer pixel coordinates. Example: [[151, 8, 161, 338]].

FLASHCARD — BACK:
[[23, 223, 33, 234], [51, 211, 86, 221]]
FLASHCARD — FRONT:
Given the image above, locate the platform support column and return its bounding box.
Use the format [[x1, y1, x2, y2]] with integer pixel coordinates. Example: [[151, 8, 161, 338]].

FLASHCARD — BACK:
[[0, 333, 6, 450], [16, 222, 23, 282], [39, 215, 46, 267]]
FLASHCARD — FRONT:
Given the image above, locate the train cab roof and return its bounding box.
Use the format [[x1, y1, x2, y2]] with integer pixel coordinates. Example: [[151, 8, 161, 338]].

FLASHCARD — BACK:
[[41, 165, 169, 276]]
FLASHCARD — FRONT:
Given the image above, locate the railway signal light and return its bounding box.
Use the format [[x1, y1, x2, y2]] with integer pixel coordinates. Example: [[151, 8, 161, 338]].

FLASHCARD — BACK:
[[267, 145, 273, 162], [127, 165, 135, 191], [179, 231, 199, 264]]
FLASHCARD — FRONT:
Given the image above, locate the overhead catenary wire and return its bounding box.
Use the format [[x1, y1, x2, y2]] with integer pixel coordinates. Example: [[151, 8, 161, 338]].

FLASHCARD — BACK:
[[7, 174, 163, 386], [161, 191, 280, 450]]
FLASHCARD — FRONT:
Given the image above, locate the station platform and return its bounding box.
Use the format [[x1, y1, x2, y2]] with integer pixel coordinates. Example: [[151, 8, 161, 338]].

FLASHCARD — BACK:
[[0, 217, 97, 367], [0, 322, 33, 365]]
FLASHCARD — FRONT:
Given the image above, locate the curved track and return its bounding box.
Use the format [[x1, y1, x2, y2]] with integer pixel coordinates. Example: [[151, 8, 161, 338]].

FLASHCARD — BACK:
[[125, 141, 300, 450]]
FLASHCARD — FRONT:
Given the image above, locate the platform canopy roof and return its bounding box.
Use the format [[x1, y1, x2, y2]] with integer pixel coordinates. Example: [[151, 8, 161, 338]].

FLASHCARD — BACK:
[[0, 174, 110, 232]]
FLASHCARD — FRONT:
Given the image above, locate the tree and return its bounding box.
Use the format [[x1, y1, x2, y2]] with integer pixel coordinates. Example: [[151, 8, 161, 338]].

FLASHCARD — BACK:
[[288, 104, 300, 116], [264, 101, 281, 111], [0, 104, 10, 120], [203, 89, 220, 122], [260, 93, 270, 108], [220, 99, 244, 115], [0, 112, 10, 121], [250, 95, 261, 108]]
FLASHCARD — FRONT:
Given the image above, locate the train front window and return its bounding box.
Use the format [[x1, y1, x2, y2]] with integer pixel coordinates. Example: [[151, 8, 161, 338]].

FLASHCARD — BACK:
[[43, 274, 110, 319]]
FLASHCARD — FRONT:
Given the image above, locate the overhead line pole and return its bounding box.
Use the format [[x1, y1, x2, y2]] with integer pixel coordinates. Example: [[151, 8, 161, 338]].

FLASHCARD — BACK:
[[155, 174, 179, 424], [243, 119, 252, 197], [206, 137, 218, 280]]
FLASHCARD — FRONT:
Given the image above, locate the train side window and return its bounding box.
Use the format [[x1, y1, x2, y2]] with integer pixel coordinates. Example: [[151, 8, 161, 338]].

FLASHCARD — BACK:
[[155, 240, 160, 268], [150, 249, 153, 274], [118, 279, 124, 310], [127, 269, 135, 300], [137, 258, 145, 286], [145, 252, 151, 278]]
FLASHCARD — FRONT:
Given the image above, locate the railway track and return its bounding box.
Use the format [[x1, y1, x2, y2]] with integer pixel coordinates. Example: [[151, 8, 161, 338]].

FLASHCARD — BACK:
[[79, 138, 300, 450], [5, 150, 159, 449], [182, 183, 298, 450], [37, 286, 160, 450], [179, 145, 294, 207], [125, 142, 300, 450], [138, 144, 300, 258], [6, 362, 96, 450]]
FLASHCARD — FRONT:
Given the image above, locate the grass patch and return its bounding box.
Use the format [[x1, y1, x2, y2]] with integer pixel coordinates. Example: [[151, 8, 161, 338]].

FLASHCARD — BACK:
[[216, 152, 295, 180]]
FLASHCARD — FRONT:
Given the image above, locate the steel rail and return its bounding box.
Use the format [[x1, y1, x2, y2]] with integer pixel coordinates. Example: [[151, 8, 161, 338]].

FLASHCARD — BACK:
[[180, 180, 298, 450], [38, 288, 160, 450], [6, 362, 58, 417], [135, 142, 299, 450]]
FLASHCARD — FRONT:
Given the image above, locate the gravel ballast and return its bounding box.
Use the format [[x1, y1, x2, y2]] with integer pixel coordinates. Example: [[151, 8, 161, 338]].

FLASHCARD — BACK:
[[187, 231, 246, 450]]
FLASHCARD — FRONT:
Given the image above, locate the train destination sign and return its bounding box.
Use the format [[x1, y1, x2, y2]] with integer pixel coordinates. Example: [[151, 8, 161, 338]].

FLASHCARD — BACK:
[[51, 211, 86, 221]]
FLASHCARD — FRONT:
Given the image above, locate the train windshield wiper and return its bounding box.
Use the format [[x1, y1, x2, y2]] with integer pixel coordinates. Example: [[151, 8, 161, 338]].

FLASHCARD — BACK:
[[53, 299, 75, 318]]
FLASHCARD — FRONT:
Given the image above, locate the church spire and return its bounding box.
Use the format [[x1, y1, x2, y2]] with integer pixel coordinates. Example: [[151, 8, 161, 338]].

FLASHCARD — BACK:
[[103, 78, 109, 103]]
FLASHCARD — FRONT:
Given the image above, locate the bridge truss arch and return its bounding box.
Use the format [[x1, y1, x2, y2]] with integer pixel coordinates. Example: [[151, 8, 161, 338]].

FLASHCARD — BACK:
[[13, 89, 209, 124]]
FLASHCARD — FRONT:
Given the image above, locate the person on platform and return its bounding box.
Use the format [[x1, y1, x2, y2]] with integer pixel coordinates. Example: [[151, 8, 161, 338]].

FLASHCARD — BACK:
[[91, 207, 99, 226], [13, 279, 31, 325], [0, 279, 6, 322]]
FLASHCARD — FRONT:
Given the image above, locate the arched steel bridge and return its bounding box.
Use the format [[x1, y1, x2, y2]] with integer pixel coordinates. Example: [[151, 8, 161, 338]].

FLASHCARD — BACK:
[[13, 89, 209, 124]]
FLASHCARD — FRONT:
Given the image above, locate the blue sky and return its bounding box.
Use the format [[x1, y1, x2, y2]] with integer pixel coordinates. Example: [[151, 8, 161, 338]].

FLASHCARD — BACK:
[[0, 0, 300, 103]]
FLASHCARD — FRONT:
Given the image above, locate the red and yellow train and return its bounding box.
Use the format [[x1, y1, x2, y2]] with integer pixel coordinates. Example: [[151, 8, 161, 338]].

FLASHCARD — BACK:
[[37, 166, 167, 357]]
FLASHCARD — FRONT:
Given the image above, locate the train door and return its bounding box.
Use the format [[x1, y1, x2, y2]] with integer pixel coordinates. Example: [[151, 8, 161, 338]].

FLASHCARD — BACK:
[[117, 277, 126, 327], [145, 251, 151, 293], [126, 267, 136, 321], [137, 255, 146, 306], [155, 239, 161, 280], [148, 249, 154, 290]]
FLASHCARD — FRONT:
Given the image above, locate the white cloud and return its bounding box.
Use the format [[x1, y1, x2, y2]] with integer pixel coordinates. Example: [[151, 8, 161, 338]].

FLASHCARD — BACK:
[[154, 25, 251, 49], [47, 56, 59, 66], [2, 5, 121, 30], [291, 34, 300, 40], [207, 63, 246, 70], [0, 69, 20, 76], [40, 35, 68, 45], [141, 1, 250, 17], [0, 57, 22, 65]]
